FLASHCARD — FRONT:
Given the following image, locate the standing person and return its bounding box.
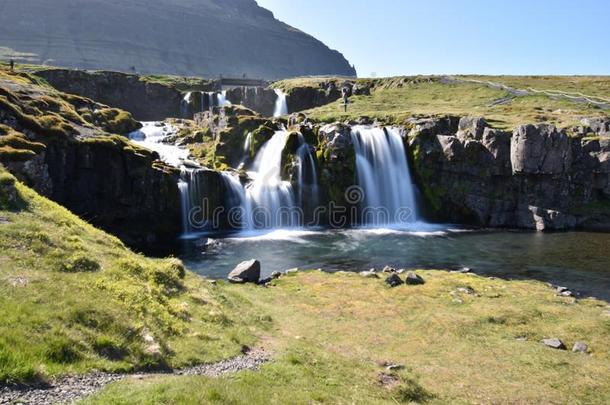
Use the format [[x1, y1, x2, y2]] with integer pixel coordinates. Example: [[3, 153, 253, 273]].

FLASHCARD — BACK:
[[342, 86, 350, 112], [9, 59, 14, 72]]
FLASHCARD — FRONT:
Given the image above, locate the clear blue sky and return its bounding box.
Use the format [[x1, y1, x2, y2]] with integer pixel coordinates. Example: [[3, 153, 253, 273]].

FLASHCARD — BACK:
[[256, 0, 610, 77]]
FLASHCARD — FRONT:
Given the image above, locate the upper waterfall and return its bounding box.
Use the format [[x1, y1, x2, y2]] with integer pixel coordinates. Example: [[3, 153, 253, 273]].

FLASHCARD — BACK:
[[273, 89, 288, 117]]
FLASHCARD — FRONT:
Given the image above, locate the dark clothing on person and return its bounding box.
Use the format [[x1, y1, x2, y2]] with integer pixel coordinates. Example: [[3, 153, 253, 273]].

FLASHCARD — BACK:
[[342, 87, 350, 112], [9, 60, 14, 71]]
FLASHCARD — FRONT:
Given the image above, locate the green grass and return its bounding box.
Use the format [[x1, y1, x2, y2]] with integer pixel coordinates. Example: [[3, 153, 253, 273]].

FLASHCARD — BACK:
[[88, 271, 610, 404], [278, 75, 609, 130], [463, 75, 610, 101], [0, 168, 260, 384]]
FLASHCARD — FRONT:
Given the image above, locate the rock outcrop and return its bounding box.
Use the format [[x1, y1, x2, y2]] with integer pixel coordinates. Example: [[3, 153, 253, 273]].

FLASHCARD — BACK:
[[0, 0, 356, 80], [409, 116, 610, 230], [34, 69, 204, 121], [0, 71, 182, 253]]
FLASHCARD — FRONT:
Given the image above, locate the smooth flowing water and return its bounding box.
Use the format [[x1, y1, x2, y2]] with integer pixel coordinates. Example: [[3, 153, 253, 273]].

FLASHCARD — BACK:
[[351, 126, 418, 224], [273, 89, 288, 117], [181, 229, 610, 300]]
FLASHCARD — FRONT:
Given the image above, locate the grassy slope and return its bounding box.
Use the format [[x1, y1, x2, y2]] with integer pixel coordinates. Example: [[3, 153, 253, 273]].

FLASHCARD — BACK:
[[89, 271, 610, 404], [463, 75, 610, 101], [0, 168, 261, 384], [283, 76, 609, 130]]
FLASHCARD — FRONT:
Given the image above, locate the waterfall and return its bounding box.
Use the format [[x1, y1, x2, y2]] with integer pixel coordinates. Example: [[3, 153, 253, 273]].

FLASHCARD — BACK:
[[246, 130, 298, 228], [221, 172, 252, 230], [273, 89, 288, 117], [295, 133, 319, 209], [217, 91, 231, 107], [350, 126, 418, 226], [180, 92, 192, 117]]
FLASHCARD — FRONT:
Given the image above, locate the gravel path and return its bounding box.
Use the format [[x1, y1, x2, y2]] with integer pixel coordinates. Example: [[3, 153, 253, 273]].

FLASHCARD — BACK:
[[0, 349, 270, 405]]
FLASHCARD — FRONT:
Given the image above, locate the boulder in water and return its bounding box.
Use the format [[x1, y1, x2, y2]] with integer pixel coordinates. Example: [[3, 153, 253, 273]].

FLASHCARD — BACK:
[[228, 260, 261, 284]]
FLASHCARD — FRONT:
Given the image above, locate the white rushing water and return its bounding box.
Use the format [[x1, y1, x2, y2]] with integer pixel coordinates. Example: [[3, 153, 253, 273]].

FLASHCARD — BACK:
[[128, 122, 189, 168], [217, 91, 231, 107], [351, 126, 418, 225], [273, 89, 288, 117], [246, 130, 298, 228]]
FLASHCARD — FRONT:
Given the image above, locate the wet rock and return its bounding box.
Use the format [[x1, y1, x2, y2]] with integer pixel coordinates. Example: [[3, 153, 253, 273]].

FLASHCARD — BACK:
[[405, 272, 425, 285], [271, 271, 282, 279], [228, 259, 261, 284], [385, 274, 403, 288], [542, 338, 567, 350], [382, 266, 397, 273], [359, 270, 379, 279], [572, 342, 589, 353]]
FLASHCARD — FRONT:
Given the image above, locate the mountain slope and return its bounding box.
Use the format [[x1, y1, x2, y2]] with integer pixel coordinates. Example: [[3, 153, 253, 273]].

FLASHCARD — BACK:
[[0, 0, 356, 79]]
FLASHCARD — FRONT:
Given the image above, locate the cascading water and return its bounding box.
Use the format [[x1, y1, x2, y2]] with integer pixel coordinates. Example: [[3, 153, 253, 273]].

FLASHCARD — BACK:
[[221, 172, 252, 230], [295, 133, 319, 210], [273, 89, 288, 117], [180, 92, 192, 117], [350, 126, 418, 226], [217, 91, 231, 107], [246, 130, 298, 228], [129, 123, 202, 237]]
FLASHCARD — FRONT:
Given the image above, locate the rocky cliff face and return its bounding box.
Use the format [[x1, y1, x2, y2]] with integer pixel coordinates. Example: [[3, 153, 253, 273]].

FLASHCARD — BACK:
[[0, 0, 356, 80], [34, 69, 198, 121], [0, 71, 182, 253], [409, 116, 610, 230]]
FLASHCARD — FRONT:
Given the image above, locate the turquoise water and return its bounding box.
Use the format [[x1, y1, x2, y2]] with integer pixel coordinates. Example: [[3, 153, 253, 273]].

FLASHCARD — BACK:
[[181, 226, 610, 300]]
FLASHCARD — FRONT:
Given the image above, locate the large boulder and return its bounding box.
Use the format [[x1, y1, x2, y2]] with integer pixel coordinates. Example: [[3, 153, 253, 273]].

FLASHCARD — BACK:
[[228, 260, 261, 284]]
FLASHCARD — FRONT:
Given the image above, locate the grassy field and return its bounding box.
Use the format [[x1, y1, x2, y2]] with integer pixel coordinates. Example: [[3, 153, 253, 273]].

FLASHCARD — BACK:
[[88, 271, 610, 404], [302, 77, 609, 130], [463, 75, 610, 102], [0, 168, 261, 384]]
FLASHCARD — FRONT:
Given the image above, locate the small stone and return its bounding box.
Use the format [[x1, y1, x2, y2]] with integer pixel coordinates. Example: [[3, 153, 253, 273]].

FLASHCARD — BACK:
[[542, 338, 567, 350], [359, 270, 379, 279], [386, 364, 404, 371], [559, 290, 574, 297], [385, 274, 403, 288], [450, 267, 471, 274], [556, 286, 569, 294], [382, 266, 396, 273], [285, 267, 300, 275], [405, 272, 425, 285], [271, 271, 282, 279], [572, 342, 588, 353], [257, 277, 273, 285], [208, 279, 217, 285], [456, 286, 476, 295], [396, 269, 406, 274]]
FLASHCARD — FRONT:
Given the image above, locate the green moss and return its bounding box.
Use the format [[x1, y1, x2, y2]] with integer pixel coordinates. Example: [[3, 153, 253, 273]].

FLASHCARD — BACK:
[[0, 146, 37, 162], [92, 108, 141, 135]]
